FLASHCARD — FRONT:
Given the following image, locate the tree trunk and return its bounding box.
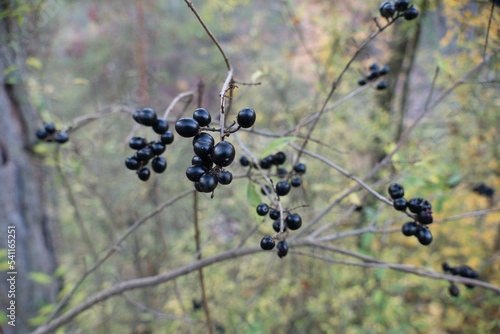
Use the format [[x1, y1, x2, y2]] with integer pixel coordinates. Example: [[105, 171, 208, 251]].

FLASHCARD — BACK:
[[0, 2, 59, 333]]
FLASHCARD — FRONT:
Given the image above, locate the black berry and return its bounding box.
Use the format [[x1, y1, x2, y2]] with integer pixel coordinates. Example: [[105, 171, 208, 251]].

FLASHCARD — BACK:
[[160, 131, 174, 145], [197, 173, 218, 193], [448, 284, 460, 297], [293, 163, 306, 174], [442, 262, 451, 272], [285, 213, 302, 230], [273, 219, 286, 233], [151, 156, 167, 173], [291, 177, 302, 187], [277, 240, 289, 258], [358, 78, 367, 86], [129, 137, 148, 150], [237, 108, 256, 128], [193, 108, 212, 127], [269, 209, 280, 220], [256, 203, 269, 216], [44, 122, 56, 134], [394, 0, 409, 11], [401, 221, 417, 236], [259, 157, 273, 169], [240, 156, 250, 166], [404, 6, 419, 20], [378, 65, 389, 76], [376, 81, 388, 90], [261, 185, 273, 196], [54, 132, 69, 144], [125, 156, 141, 170], [416, 226, 433, 246], [136, 146, 154, 162], [380, 1, 395, 19], [216, 170, 233, 185], [388, 183, 405, 199], [175, 118, 200, 138], [417, 210, 433, 225], [260, 235, 275, 250], [277, 167, 288, 178], [151, 141, 166, 156], [192, 155, 213, 169], [212, 141, 235, 167], [408, 198, 423, 213], [186, 165, 208, 182], [36, 128, 49, 140], [153, 118, 169, 134], [393, 197, 408, 211], [193, 139, 214, 159], [274, 152, 286, 165], [275, 181, 291, 196], [138, 108, 157, 126], [137, 167, 151, 181]]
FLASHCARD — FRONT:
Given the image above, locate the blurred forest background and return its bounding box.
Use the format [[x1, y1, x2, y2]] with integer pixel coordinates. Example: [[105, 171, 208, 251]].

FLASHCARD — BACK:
[[0, 0, 499, 333]]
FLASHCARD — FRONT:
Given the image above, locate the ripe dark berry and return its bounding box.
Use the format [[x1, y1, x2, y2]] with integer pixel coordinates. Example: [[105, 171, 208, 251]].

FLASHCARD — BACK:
[[138, 108, 157, 126], [293, 163, 306, 174], [378, 65, 389, 76], [269, 209, 280, 220], [175, 118, 200, 138], [450, 267, 461, 276], [125, 156, 141, 170], [136, 146, 154, 162], [442, 262, 451, 272], [193, 132, 215, 145], [153, 118, 169, 134], [380, 1, 396, 19], [369, 63, 380, 72], [394, 0, 409, 11], [256, 203, 270, 216], [274, 152, 286, 165], [404, 6, 419, 20], [36, 128, 49, 140], [260, 235, 275, 250], [277, 167, 288, 178], [393, 197, 408, 211], [272, 219, 286, 233], [137, 167, 151, 181], [261, 185, 272, 196], [192, 155, 213, 169], [366, 71, 379, 81], [133, 110, 142, 124], [358, 78, 367, 86], [376, 81, 388, 90], [54, 132, 69, 144], [44, 122, 56, 134], [216, 170, 233, 185], [160, 131, 174, 145], [240, 156, 250, 166], [458, 265, 477, 279], [151, 141, 166, 155], [236, 107, 256, 128], [129, 137, 148, 150], [186, 165, 208, 182], [212, 141, 235, 167], [259, 157, 273, 169], [416, 226, 433, 246], [275, 180, 291, 196], [388, 183, 405, 199], [193, 108, 212, 127], [401, 221, 417, 236], [448, 284, 460, 297], [417, 210, 433, 225], [277, 240, 289, 258], [197, 173, 218, 193], [285, 213, 302, 230], [408, 198, 423, 213], [152, 156, 167, 173], [291, 177, 302, 187], [193, 140, 214, 159]]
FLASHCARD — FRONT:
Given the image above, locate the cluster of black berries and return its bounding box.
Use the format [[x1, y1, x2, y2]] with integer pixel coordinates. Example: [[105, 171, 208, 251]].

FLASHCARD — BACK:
[[124, 108, 174, 181], [473, 183, 495, 199], [442, 262, 479, 297], [388, 183, 434, 245], [358, 63, 389, 90], [240, 152, 306, 189], [176, 107, 256, 193], [379, 0, 419, 21], [36, 122, 69, 144]]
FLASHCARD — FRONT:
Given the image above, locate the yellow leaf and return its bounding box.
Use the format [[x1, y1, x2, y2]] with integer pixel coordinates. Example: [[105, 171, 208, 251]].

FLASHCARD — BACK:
[[26, 57, 43, 70], [73, 77, 90, 85]]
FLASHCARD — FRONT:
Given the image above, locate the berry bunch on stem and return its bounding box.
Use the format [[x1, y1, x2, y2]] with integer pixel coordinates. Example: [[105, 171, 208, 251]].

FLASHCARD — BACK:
[[124, 108, 174, 181], [442, 262, 479, 297], [388, 183, 434, 245], [36, 122, 70, 144]]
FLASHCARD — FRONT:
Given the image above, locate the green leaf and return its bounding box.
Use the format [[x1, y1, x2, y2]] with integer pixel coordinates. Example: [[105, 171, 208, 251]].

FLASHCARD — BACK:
[[260, 136, 296, 157], [29, 272, 53, 285], [447, 173, 462, 188], [246, 181, 261, 207]]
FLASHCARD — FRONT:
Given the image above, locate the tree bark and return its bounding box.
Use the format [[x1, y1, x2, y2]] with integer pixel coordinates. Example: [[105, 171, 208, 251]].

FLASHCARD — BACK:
[[0, 2, 59, 333]]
